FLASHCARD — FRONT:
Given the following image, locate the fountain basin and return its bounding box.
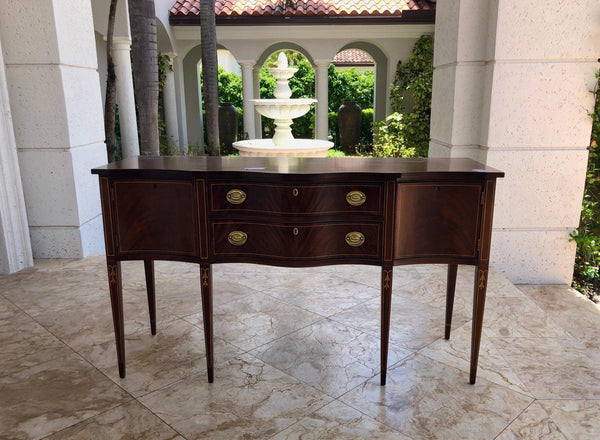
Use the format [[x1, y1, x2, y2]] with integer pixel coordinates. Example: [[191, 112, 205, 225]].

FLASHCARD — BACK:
[[233, 138, 333, 157], [251, 98, 316, 120]]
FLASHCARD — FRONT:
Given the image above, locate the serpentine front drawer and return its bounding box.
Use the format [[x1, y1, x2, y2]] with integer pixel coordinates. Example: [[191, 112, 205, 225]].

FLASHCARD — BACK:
[[209, 183, 384, 216], [210, 221, 382, 262]]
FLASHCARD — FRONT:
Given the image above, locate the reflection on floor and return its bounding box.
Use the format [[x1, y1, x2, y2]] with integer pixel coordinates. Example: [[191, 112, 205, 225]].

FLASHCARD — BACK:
[[1, 256, 599, 439]]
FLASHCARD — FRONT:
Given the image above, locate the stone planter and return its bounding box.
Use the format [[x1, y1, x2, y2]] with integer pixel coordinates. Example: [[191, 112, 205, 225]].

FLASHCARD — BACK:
[[338, 101, 362, 153], [218, 102, 238, 154]]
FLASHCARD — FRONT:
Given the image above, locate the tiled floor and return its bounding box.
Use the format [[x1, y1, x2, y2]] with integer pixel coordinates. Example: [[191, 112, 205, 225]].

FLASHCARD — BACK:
[[1, 256, 599, 439]]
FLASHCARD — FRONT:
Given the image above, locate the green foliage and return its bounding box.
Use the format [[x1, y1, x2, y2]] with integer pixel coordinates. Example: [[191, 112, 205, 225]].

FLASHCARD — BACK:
[[360, 108, 374, 147], [217, 66, 243, 108], [372, 113, 417, 158], [571, 70, 600, 302], [327, 149, 346, 157], [384, 35, 434, 158], [263, 50, 306, 69], [327, 65, 374, 112]]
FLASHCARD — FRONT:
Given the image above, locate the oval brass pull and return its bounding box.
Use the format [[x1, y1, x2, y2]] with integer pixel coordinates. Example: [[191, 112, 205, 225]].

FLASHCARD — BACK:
[[293, 227, 299, 236], [345, 231, 365, 247], [227, 231, 247, 246], [346, 191, 366, 206], [292, 188, 299, 197], [226, 189, 246, 205]]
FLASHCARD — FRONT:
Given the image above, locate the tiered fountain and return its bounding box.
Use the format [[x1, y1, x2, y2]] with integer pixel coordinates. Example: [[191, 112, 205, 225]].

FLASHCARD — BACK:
[[233, 53, 333, 157]]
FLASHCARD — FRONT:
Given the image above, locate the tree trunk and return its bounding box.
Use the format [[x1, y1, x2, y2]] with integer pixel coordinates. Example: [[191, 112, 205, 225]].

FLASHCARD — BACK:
[[128, 0, 159, 155], [104, 0, 118, 162], [201, 0, 219, 156]]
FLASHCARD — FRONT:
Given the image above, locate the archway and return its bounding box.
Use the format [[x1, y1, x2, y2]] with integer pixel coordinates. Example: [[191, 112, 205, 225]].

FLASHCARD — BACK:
[[336, 42, 387, 121], [255, 43, 317, 140]]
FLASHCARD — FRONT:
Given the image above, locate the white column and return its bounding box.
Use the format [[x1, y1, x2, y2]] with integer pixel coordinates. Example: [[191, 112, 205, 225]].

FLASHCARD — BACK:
[[0, 0, 108, 259], [0, 36, 33, 274], [113, 38, 139, 158], [253, 66, 262, 139], [315, 60, 330, 140], [429, 0, 599, 283], [239, 61, 256, 139], [163, 53, 180, 151]]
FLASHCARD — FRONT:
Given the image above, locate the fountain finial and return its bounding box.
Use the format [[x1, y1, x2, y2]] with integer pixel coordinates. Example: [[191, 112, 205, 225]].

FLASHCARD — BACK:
[[277, 52, 288, 69]]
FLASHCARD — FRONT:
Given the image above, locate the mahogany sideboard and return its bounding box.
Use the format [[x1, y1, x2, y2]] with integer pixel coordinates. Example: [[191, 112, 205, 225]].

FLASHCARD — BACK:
[[92, 156, 504, 385]]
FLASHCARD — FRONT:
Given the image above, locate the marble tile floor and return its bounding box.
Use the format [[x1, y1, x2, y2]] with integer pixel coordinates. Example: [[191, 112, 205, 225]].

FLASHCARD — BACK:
[[1, 256, 599, 439]]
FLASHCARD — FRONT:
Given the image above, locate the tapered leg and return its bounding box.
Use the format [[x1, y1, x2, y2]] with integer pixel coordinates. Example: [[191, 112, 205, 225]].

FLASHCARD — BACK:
[[470, 264, 489, 384], [381, 265, 393, 386], [445, 263, 458, 339], [144, 259, 156, 335], [107, 260, 126, 378], [200, 264, 214, 383]]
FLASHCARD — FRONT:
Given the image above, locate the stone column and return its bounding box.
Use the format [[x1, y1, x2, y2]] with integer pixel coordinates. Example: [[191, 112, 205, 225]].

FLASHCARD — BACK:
[[315, 60, 331, 141], [113, 38, 139, 158], [0, 0, 107, 258], [429, 0, 599, 283], [239, 61, 256, 139], [253, 66, 262, 139], [0, 36, 33, 274], [163, 53, 180, 151]]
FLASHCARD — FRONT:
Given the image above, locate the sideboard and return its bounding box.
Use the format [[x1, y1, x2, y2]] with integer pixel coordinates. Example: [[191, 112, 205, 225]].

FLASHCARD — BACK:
[[92, 156, 504, 385]]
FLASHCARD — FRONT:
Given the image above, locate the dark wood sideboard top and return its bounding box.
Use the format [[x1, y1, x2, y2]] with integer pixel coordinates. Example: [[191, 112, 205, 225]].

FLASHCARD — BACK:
[[92, 156, 504, 180]]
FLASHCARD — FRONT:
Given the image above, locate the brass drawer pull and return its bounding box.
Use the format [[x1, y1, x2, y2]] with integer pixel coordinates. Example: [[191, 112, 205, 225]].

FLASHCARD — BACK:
[[293, 227, 299, 236], [292, 188, 299, 197], [345, 231, 365, 247], [227, 231, 247, 246], [346, 191, 366, 206], [226, 189, 246, 205]]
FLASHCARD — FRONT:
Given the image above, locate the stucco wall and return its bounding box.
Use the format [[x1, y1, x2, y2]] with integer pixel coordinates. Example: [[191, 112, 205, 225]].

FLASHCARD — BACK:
[[430, 0, 599, 283], [0, 0, 107, 259]]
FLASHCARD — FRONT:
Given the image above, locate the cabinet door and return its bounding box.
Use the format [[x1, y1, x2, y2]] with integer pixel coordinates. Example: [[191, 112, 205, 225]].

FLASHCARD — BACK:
[[394, 183, 482, 260], [113, 180, 198, 257]]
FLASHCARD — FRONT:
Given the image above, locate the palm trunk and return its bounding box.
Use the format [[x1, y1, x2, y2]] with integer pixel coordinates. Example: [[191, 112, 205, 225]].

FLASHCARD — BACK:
[[104, 0, 118, 162], [128, 0, 159, 155], [201, 0, 220, 156]]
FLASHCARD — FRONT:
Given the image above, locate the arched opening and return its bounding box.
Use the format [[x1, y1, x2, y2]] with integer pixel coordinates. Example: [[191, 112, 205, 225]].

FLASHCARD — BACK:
[[328, 48, 376, 152], [257, 48, 316, 140], [336, 42, 388, 122]]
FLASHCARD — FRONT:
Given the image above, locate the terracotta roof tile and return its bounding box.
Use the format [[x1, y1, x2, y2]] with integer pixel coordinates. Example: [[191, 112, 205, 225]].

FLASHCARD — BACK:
[[170, 0, 436, 17], [332, 49, 374, 65]]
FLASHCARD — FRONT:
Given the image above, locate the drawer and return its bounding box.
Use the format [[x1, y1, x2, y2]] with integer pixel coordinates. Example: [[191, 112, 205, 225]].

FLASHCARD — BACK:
[[211, 221, 382, 261], [209, 183, 383, 216]]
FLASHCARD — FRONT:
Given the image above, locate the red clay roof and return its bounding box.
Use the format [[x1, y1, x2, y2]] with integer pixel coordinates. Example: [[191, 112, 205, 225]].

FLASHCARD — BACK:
[[333, 49, 374, 65], [170, 0, 436, 18]]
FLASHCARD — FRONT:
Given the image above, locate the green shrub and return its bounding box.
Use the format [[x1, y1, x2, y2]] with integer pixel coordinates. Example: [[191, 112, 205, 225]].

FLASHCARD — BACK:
[[385, 35, 434, 158], [327, 149, 346, 157], [571, 70, 600, 302], [372, 113, 417, 158], [328, 65, 374, 112], [359, 108, 374, 147]]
